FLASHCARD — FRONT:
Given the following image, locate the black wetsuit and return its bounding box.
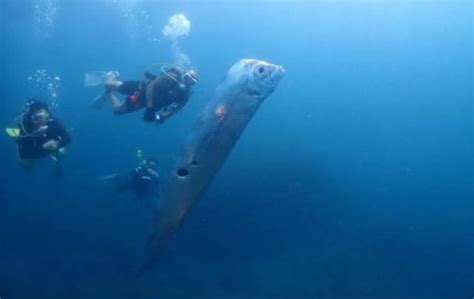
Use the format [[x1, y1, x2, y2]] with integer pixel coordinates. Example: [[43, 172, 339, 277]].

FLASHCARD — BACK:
[[118, 69, 192, 121], [147, 69, 191, 111], [116, 80, 147, 112], [17, 117, 70, 160], [116, 165, 158, 197]]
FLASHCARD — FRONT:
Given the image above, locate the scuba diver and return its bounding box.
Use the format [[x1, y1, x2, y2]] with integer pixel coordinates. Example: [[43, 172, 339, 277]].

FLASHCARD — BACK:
[[90, 66, 198, 123], [6, 99, 71, 177], [98, 158, 159, 198]]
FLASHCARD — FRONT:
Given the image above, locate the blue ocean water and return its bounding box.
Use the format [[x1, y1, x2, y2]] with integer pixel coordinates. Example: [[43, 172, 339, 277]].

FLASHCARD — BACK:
[[0, 1, 473, 298]]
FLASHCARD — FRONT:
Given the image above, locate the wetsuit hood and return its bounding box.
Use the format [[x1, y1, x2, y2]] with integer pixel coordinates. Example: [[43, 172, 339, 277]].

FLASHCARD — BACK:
[[21, 99, 51, 135], [24, 99, 49, 116]]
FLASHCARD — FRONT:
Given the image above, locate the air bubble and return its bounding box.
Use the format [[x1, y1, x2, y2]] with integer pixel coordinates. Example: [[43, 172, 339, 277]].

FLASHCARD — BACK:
[[27, 69, 61, 109]]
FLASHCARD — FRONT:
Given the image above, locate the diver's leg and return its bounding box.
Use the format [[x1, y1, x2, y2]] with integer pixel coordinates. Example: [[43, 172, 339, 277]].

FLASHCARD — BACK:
[[54, 160, 64, 178], [91, 89, 129, 113], [16, 140, 35, 170], [50, 155, 63, 178], [104, 71, 122, 89], [90, 90, 108, 109], [108, 91, 122, 109], [109, 92, 130, 114], [90, 75, 124, 109], [105, 80, 124, 91]]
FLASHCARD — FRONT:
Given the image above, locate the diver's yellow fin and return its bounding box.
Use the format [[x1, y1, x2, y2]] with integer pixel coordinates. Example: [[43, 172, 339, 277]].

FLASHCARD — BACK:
[[5, 127, 20, 139]]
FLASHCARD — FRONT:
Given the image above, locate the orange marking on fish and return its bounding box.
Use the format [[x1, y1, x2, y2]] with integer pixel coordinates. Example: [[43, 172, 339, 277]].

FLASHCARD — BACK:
[[215, 104, 226, 119]]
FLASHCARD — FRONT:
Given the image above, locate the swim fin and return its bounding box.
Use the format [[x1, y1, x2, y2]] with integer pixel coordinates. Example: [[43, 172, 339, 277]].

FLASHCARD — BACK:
[[5, 127, 20, 140], [89, 90, 108, 109], [84, 71, 119, 87], [97, 173, 118, 181]]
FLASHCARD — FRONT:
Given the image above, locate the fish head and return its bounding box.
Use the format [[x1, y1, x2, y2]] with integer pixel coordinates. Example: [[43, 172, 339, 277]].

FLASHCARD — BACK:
[[225, 59, 285, 100], [244, 59, 285, 99]]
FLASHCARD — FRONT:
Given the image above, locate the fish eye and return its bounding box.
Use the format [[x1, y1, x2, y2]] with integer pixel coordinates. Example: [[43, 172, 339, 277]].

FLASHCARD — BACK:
[[258, 67, 265, 74]]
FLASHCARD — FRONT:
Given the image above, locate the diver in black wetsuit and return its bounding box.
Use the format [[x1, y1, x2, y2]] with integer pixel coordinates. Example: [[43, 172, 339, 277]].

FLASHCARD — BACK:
[[14, 99, 71, 177], [115, 158, 159, 197], [91, 67, 198, 123]]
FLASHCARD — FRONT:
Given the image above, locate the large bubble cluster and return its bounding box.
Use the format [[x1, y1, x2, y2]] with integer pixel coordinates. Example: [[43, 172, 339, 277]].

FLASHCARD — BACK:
[[162, 14, 192, 67], [162, 14, 191, 40], [27, 69, 61, 109]]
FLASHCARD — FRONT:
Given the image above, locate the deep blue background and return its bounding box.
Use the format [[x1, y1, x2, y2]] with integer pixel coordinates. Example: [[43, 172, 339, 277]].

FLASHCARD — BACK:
[[1, 1, 473, 298]]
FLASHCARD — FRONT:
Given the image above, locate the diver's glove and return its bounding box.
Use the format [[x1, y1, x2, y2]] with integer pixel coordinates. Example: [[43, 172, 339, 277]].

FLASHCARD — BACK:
[[144, 108, 158, 122]]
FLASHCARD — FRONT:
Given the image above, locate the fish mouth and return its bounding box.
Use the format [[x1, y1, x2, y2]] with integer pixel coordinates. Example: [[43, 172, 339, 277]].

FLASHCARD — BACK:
[[247, 62, 285, 96], [261, 65, 285, 88], [270, 65, 285, 83]]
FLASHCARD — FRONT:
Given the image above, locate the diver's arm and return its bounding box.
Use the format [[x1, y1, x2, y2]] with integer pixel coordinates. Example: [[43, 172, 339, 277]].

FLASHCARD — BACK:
[[157, 98, 188, 123], [143, 79, 161, 121], [146, 83, 155, 109], [145, 76, 168, 109], [53, 120, 71, 148], [144, 76, 175, 122], [146, 168, 159, 179]]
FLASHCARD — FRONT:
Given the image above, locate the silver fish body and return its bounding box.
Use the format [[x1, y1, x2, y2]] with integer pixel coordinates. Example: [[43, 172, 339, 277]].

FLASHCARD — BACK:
[[144, 59, 285, 268]]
